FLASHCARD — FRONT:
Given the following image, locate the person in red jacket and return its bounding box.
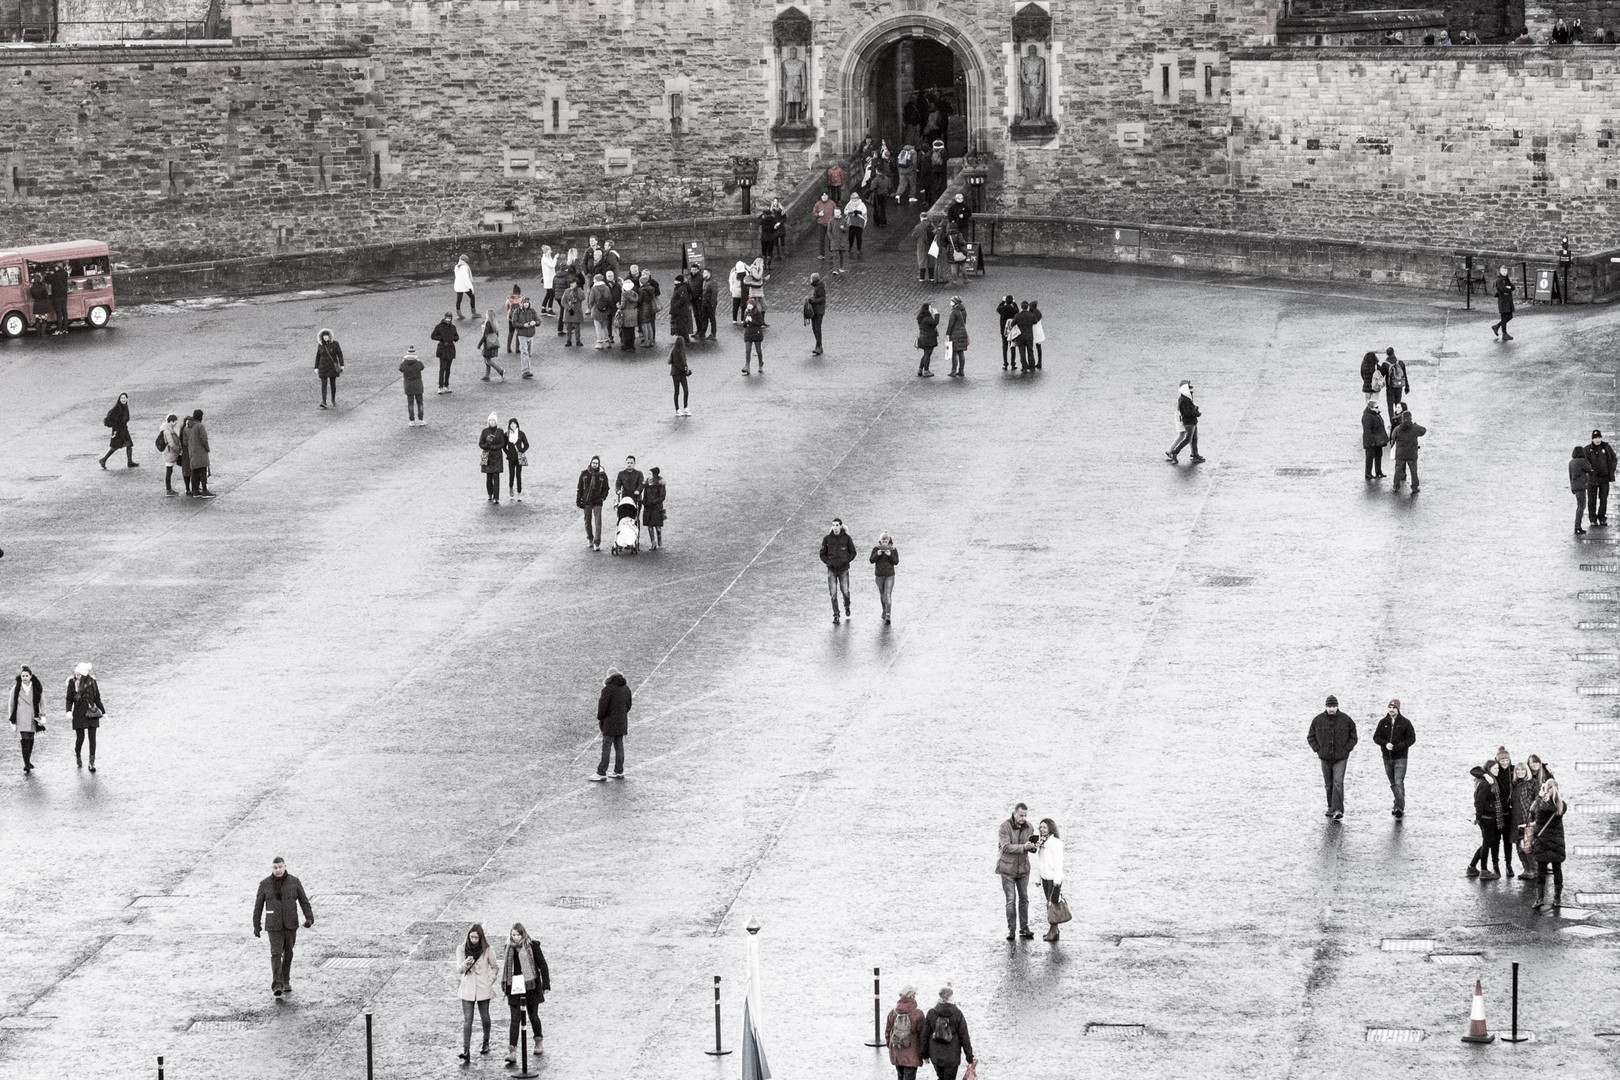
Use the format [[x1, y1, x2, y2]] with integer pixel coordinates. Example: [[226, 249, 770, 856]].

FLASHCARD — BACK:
[[884, 987, 927, 1080], [825, 163, 845, 205]]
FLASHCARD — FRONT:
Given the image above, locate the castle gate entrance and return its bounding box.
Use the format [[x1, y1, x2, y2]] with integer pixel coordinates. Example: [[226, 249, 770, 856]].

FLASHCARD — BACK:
[[838, 15, 991, 160]]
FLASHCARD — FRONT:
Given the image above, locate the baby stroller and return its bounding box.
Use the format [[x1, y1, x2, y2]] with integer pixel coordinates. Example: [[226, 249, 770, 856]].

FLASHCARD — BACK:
[[611, 495, 640, 555]]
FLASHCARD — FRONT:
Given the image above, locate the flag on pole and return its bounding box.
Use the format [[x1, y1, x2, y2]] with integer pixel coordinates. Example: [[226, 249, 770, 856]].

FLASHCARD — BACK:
[[741, 923, 772, 1080]]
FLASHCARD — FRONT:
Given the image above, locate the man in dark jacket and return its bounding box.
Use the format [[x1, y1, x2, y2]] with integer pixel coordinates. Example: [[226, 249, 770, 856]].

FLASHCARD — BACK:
[[314, 328, 344, 409], [1585, 429, 1616, 526], [1362, 400, 1388, 479], [1390, 411, 1427, 494], [995, 803, 1037, 940], [576, 456, 610, 550], [592, 667, 632, 780], [923, 987, 975, 1080], [48, 263, 70, 332], [820, 518, 857, 624], [700, 269, 720, 340], [1492, 267, 1515, 340], [1165, 380, 1204, 464], [1380, 347, 1408, 418], [399, 346, 425, 425], [615, 456, 644, 516], [431, 313, 459, 393], [253, 856, 315, 997], [1307, 695, 1357, 820], [1371, 699, 1416, 817], [807, 273, 826, 355]]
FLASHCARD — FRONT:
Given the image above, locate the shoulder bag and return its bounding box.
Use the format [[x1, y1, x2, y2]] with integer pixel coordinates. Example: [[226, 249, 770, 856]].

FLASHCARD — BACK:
[[1046, 887, 1072, 926]]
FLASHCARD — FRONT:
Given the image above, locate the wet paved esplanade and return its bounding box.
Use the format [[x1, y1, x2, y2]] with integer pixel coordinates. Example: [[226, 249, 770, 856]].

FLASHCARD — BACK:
[[2, 251, 1619, 1078]]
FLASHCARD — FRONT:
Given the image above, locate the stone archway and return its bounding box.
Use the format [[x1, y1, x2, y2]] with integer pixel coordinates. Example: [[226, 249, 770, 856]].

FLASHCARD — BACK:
[[835, 13, 995, 157]]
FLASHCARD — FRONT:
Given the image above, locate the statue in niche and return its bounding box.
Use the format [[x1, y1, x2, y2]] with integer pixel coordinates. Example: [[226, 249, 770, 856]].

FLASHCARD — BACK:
[[782, 46, 809, 124], [1019, 44, 1047, 123]]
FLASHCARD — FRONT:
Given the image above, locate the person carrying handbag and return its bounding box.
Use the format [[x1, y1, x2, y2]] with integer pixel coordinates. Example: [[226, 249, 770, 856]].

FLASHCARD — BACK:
[[500, 923, 550, 1062], [1034, 817, 1067, 941], [64, 662, 104, 773]]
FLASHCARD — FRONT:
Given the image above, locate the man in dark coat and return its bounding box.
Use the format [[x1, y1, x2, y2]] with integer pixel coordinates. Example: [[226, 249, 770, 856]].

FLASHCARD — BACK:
[[592, 667, 632, 780], [820, 518, 857, 624], [253, 856, 315, 997], [1390, 411, 1427, 494], [399, 346, 425, 425], [1492, 267, 1515, 340], [431, 312, 459, 393], [576, 456, 610, 551], [699, 269, 720, 340], [615, 456, 644, 508], [807, 273, 826, 355], [1371, 699, 1416, 817], [1308, 695, 1357, 820], [1584, 429, 1616, 526], [1380, 347, 1408, 418], [923, 987, 975, 1080], [1362, 400, 1388, 480], [48, 263, 70, 332], [669, 278, 694, 341], [1165, 381, 1204, 464]]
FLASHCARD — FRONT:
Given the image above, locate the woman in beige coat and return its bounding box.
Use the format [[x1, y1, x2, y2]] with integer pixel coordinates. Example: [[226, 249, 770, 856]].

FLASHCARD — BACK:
[[457, 923, 499, 1061]]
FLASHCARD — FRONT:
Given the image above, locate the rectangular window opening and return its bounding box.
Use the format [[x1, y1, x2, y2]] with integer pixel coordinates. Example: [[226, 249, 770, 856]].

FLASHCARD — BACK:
[[670, 91, 684, 132], [372, 152, 383, 189], [551, 98, 561, 130], [1204, 65, 1213, 97], [1162, 65, 1171, 98], [167, 161, 179, 196], [317, 154, 329, 191]]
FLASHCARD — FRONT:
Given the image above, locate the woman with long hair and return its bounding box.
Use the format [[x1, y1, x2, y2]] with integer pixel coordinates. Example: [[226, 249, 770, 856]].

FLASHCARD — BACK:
[[915, 302, 939, 377], [456, 923, 498, 1061], [503, 418, 529, 503], [9, 665, 44, 774], [501, 923, 551, 1063], [479, 312, 505, 381], [1467, 760, 1503, 880], [642, 467, 667, 549], [1529, 778, 1567, 910], [1034, 818, 1064, 941], [99, 392, 139, 469]]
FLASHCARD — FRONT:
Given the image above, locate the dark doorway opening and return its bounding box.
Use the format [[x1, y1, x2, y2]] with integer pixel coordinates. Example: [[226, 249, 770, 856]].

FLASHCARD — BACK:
[[866, 37, 965, 156]]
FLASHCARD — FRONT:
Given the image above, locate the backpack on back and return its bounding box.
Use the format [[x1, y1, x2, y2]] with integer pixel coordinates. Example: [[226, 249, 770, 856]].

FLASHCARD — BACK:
[[889, 1009, 914, 1051], [932, 1012, 954, 1044]]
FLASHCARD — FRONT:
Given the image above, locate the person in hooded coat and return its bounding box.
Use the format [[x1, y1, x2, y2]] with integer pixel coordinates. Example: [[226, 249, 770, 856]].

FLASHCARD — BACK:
[[399, 346, 426, 426], [9, 665, 44, 774], [668, 278, 694, 341], [1571, 445, 1594, 534], [314, 329, 344, 409], [884, 987, 927, 1080], [923, 987, 975, 1080], [592, 668, 632, 780], [945, 297, 968, 377], [159, 412, 183, 494], [432, 313, 460, 392], [1166, 382, 1202, 464], [1492, 266, 1515, 340], [1362, 399, 1388, 480], [1390, 410, 1428, 494], [478, 414, 506, 504]]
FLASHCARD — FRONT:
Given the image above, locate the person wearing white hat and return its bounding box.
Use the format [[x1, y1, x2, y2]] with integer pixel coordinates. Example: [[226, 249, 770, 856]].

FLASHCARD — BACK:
[[65, 662, 104, 772]]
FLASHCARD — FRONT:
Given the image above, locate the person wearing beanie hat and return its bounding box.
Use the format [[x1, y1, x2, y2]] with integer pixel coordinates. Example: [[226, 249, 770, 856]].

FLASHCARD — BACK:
[[1372, 699, 1417, 818], [478, 415, 506, 505], [885, 986, 927, 1078], [923, 985, 974, 1080], [65, 662, 104, 772], [592, 667, 631, 780], [399, 345, 426, 425], [1584, 429, 1616, 527], [1307, 695, 1357, 820]]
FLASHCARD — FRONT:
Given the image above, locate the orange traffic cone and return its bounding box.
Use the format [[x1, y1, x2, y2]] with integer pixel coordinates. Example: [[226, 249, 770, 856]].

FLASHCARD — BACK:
[[1461, 979, 1495, 1044]]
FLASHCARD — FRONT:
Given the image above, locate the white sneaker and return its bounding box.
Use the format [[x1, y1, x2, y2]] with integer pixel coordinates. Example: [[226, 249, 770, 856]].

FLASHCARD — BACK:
[[588, 773, 607, 782]]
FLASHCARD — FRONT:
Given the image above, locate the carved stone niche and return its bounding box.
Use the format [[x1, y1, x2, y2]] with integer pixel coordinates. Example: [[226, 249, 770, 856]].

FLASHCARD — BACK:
[[1010, 3, 1058, 139], [1012, 2, 1052, 43], [772, 6, 816, 142]]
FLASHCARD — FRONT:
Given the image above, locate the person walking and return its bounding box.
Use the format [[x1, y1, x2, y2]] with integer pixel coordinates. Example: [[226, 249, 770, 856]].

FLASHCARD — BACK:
[[1034, 817, 1064, 942], [313, 329, 344, 410], [510, 298, 539, 378], [1362, 399, 1388, 480], [820, 518, 856, 624], [642, 467, 666, 549], [453, 254, 477, 318], [561, 276, 585, 347], [915, 302, 939, 377], [9, 665, 44, 775], [99, 393, 139, 469], [870, 532, 898, 624], [500, 924, 550, 1062], [477, 415, 505, 505], [615, 456, 643, 509], [456, 923, 498, 1062], [923, 987, 976, 1080], [996, 295, 1019, 369], [478, 313, 505, 381], [504, 285, 524, 352], [1391, 409, 1427, 494], [159, 412, 183, 494], [945, 296, 968, 377], [400, 346, 426, 426], [1381, 347, 1408, 418], [1492, 266, 1515, 340], [503, 418, 528, 503], [592, 667, 631, 780], [807, 273, 826, 355], [1165, 381, 1204, 464], [182, 409, 213, 498], [1307, 695, 1356, 820], [576, 456, 609, 551], [885, 987, 927, 1080], [64, 662, 103, 771], [996, 802, 1037, 940], [1585, 429, 1616, 527], [1468, 760, 1504, 879], [432, 313, 459, 393], [669, 336, 692, 416], [1360, 350, 1379, 404], [742, 297, 766, 375], [813, 191, 837, 260], [1371, 699, 1415, 817], [252, 856, 315, 998], [1529, 778, 1566, 910]]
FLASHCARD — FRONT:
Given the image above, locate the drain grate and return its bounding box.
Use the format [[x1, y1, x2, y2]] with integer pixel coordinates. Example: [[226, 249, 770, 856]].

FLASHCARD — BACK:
[[1366, 1027, 1425, 1044], [1201, 575, 1254, 587], [551, 895, 611, 909], [1579, 591, 1620, 600], [189, 1019, 250, 1033], [1380, 938, 1435, 953], [1575, 762, 1620, 772], [1578, 687, 1620, 696], [1560, 924, 1614, 938], [1576, 653, 1620, 661], [321, 957, 379, 970], [1572, 803, 1620, 813], [1429, 952, 1485, 966], [1086, 1023, 1146, 1038], [1581, 564, 1620, 572], [1576, 892, 1620, 905], [26, 475, 59, 482], [1273, 467, 1323, 476], [1576, 723, 1620, 733], [1574, 845, 1620, 857], [1577, 624, 1620, 631], [1581, 537, 1620, 545]]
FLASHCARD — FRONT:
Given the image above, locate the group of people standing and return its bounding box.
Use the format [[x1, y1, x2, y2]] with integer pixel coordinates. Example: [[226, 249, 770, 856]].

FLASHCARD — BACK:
[[95, 393, 214, 498], [1468, 748, 1567, 910], [995, 802, 1066, 942], [1567, 429, 1615, 535], [1359, 348, 1424, 490], [8, 662, 104, 774]]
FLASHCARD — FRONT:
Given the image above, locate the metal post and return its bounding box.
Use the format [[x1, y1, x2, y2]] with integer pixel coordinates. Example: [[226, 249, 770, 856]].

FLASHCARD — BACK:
[[157, 1057, 164, 1080], [513, 1011, 539, 1078], [704, 975, 732, 1056], [1503, 961, 1530, 1042], [364, 1012, 374, 1080], [864, 966, 884, 1047]]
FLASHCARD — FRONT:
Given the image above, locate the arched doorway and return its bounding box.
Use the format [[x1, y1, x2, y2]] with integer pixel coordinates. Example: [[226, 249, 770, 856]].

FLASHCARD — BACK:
[[865, 38, 966, 154], [837, 15, 992, 158]]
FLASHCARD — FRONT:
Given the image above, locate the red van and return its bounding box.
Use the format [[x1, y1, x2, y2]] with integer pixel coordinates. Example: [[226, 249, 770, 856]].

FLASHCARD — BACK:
[[0, 240, 117, 338]]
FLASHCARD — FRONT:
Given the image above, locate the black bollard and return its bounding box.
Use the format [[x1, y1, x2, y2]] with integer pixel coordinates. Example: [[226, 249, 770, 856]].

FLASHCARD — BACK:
[[1503, 961, 1530, 1043], [513, 1008, 539, 1079], [364, 1012, 374, 1080], [157, 1057, 164, 1080], [704, 975, 732, 1056], [864, 966, 884, 1047]]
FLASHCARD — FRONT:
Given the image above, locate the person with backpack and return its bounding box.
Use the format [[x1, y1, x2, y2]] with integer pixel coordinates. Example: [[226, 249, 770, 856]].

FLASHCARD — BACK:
[[885, 987, 927, 1080], [99, 393, 139, 470], [1371, 699, 1415, 817], [158, 412, 183, 494], [805, 273, 826, 355], [923, 987, 975, 1080], [1380, 347, 1408, 418]]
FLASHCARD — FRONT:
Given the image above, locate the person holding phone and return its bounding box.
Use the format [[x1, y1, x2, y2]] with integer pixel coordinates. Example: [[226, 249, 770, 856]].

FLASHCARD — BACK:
[[457, 923, 498, 1061], [870, 533, 899, 624]]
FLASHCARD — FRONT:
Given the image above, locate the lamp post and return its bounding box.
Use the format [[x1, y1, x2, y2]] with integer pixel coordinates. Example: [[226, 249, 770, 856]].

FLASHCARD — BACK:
[[733, 155, 760, 217]]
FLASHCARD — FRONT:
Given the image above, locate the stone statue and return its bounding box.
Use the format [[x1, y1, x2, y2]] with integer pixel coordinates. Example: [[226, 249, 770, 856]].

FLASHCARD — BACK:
[[782, 46, 808, 123], [1019, 44, 1047, 122]]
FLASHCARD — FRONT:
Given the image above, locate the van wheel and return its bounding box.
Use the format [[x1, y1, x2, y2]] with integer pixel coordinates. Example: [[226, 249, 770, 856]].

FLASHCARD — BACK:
[[88, 305, 110, 328], [1, 311, 25, 338]]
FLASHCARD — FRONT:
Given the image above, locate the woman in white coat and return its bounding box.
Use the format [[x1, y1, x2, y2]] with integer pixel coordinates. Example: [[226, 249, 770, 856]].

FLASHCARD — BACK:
[[159, 413, 183, 496], [457, 923, 499, 1061], [1034, 817, 1064, 941], [539, 245, 559, 315], [729, 259, 748, 324]]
